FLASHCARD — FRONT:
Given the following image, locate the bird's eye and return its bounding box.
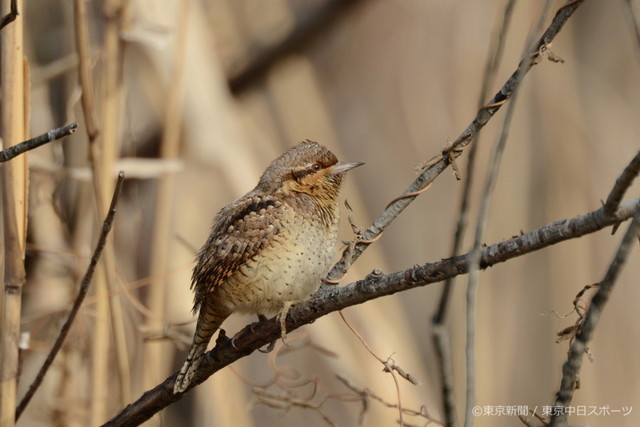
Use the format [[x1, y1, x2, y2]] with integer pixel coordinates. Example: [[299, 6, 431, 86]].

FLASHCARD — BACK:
[[312, 163, 321, 171]]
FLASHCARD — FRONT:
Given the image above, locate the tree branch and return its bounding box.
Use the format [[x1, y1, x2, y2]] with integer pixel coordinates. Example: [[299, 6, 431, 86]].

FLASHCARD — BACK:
[[603, 150, 640, 215], [0, 123, 77, 163], [102, 196, 637, 427], [0, 0, 18, 30], [548, 201, 640, 427], [15, 172, 125, 420], [326, 0, 585, 282]]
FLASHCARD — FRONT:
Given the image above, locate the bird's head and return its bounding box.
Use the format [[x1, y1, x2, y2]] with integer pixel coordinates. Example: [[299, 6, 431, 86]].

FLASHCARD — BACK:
[[257, 140, 363, 203]]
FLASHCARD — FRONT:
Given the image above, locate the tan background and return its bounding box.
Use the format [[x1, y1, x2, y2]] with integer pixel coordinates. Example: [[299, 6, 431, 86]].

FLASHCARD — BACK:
[[16, 0, 640, 426]]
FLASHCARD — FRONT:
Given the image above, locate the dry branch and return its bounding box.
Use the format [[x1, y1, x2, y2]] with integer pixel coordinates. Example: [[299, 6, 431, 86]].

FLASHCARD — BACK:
[[603, 150, 640, 214], [0, 123, 78, 162], [102, 195, 637, 426], [548, 202, 640, 426], [100, 2, 588, 424], [325, 0, 586, 282], [0, 0, 17, 30], [15, 172, 125, 420]]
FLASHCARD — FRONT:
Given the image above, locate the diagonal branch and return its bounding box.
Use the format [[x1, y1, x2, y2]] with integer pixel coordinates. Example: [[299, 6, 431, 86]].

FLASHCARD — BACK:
[[15, 172, 126, 420], [326, 0, 586, 281], [603, 150, 640, 214], [0, 123, 78, 163], [549, 201, 640, 427], [0, 0, 18, 30], [102, 196, 637, 427]]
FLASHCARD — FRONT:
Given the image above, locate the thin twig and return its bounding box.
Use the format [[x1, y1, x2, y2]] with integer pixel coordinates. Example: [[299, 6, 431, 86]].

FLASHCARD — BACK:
[[15, 172, 125, 420], [339, 311, 407, 425], [432, 2, 515, 425], [603, 150, 640, 215], [334, 374, 445, 426], [548, 202, 640, 427], [0, 123, 78, 162], [464, 3, 553, 425], [0, 0, 18, 30], [325, 0, 586, 282]]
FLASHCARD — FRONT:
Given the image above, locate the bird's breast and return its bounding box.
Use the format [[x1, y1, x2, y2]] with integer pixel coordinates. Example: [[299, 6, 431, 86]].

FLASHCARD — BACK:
[[220, 207, 338, 314]]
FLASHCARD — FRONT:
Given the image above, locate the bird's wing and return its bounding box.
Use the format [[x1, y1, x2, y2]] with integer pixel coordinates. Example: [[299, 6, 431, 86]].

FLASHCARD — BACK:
[[190, 193, 284, 312]]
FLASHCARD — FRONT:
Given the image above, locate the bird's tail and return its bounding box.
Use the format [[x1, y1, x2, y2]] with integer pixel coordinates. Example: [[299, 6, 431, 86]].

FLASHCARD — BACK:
[[173, 301, 229, 393]]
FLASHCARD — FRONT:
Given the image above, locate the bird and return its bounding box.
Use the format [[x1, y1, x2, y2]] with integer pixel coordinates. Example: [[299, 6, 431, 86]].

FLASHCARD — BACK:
[[173, 140, 363, 393]]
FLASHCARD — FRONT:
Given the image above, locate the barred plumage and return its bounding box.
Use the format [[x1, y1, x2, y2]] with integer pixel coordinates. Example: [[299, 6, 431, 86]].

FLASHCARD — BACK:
[[173, 141, 362, 393]]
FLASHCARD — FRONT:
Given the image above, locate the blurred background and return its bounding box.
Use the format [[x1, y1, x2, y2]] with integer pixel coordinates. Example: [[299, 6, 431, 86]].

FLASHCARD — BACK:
[[7, 0, 640, 426]]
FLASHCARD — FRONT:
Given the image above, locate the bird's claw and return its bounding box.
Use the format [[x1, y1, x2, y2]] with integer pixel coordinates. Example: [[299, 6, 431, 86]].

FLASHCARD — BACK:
[[258, 341, 276, 353], [232, 315, 274, 351]]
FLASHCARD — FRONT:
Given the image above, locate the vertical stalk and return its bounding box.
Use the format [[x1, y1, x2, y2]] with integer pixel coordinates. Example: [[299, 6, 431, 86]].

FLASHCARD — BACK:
[[74, 0, 131, 421], [96, 0, 132, 409], [0, 0, 26, 425], [143, 0, 191, 393]]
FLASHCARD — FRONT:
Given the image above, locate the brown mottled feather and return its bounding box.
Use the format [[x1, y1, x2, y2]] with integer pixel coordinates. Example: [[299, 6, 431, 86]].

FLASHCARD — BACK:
[[191, 193, 283, 312]]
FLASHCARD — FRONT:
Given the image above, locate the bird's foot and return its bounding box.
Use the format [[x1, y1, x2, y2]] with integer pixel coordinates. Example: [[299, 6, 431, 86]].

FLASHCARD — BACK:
[[231, 315, 277, 352], [254, 314, 276, 353]]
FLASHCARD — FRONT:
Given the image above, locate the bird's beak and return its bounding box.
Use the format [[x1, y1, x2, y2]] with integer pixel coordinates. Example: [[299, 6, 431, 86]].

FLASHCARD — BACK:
[[331, 161, 364, 174]]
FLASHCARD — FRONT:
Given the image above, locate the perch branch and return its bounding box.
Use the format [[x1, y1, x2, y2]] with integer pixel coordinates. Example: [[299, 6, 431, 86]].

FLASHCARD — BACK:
[[102, 196, 637, 427]]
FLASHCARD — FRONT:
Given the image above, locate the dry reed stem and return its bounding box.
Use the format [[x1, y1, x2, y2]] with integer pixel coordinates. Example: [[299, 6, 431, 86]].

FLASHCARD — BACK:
[[143, 0, 191, 393], [72, 1, 105, 418], [73, 0, 98, 140], [1, 1, 26, 425], [96, 0, 132, 408], [74, 0, 131, 417]]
